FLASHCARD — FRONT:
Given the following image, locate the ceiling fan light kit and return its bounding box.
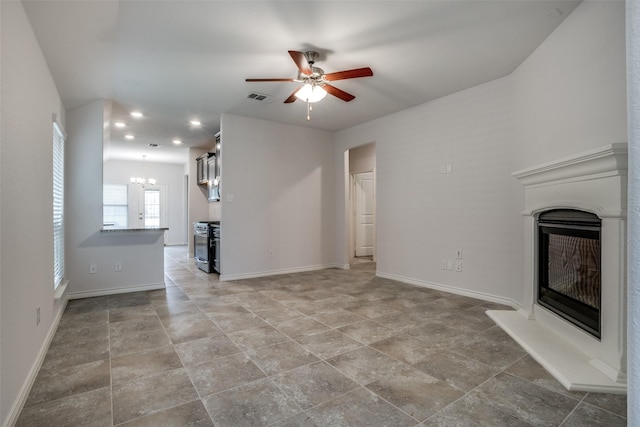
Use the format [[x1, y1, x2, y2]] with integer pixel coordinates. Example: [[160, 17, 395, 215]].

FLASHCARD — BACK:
[[295, 83, 328, 121], [245, 50, 373, 121], [294, 84, 327, 103]]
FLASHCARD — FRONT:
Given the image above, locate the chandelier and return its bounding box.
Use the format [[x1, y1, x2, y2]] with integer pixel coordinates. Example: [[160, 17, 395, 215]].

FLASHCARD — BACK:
[[130, 155, 156, 186]]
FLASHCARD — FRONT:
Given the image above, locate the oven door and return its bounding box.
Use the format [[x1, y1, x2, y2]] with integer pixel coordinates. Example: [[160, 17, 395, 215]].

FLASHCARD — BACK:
[[194, 224, 212, 273]]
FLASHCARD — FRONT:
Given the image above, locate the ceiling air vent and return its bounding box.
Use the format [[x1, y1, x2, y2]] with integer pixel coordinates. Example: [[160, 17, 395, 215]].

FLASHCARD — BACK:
[[247, 92, 274, 103], [148, 143, 160, 147]]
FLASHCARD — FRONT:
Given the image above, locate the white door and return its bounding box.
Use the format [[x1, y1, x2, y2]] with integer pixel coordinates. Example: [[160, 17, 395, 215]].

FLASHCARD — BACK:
[[354, 172, 375, 257], [128, 184, 167, 229]]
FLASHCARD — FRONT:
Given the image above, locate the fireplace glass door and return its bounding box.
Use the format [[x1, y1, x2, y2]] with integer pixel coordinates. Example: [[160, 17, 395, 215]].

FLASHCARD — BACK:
[[537, 209, 601, 339]]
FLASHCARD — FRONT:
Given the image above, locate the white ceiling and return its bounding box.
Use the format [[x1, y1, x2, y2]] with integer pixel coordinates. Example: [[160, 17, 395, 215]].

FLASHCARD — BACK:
[[22, 0, 580, 164]]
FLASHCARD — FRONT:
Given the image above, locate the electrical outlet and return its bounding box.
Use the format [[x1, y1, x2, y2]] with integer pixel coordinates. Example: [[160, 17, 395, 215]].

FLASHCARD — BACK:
[[441, 260, 447, 270], [456, 249, 462, 259], [115, 262, 122, 272], [89, 263, 97, 274], [455, 261, 463, 272], [36, 306, 40, 326], [440, 165, 447, 174]]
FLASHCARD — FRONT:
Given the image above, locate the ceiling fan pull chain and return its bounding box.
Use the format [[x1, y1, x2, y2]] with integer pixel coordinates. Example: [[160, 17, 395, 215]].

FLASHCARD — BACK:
[[307, 100, 311, 121]]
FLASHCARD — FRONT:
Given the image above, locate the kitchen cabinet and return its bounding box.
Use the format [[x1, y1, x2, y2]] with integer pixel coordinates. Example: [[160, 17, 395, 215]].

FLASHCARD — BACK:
[[196, 133, 221, 202], [196, 152, 214, 185]]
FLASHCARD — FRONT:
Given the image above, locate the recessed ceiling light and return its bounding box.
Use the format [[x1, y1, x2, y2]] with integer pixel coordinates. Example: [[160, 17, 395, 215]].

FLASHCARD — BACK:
[[130, 111, 143, 118], [172, 139, 182, 145], [124, 134, 135, 140], [114, 121, 126, 128], [190, 120, 201, 126]]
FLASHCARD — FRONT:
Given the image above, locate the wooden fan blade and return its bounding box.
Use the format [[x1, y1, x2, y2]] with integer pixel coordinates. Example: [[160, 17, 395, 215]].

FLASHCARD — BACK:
[[245, 78, 295, 82], [324, 84, 355, 102], [288, 50, 313, 75], [324, 67, 373, 81], [284, 88, 300, 103]]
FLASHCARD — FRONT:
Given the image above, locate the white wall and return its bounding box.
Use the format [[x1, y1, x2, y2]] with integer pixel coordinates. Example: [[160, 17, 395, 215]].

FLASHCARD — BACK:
[[333, 0, 627, 307], [65, 100, 165, 299], [104, 159, 188, 245], [0, 2, 67, 425], [512, 0, 627, 170], [335, 76, 518, 304], [220, 114, 335, 279], [626, 0, 639, 421]]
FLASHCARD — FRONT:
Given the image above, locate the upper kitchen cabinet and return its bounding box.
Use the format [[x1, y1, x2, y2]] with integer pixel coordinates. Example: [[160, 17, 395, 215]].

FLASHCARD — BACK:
[[196, 152, 214, 185], [195, 133, 221, 202]]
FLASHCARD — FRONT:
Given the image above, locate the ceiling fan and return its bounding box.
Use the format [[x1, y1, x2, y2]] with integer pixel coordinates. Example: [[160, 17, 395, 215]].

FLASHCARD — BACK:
[[245, 50, 373, 119]]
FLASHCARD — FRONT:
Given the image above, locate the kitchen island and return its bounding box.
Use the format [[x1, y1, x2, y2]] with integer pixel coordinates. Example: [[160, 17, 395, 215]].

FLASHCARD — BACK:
[[63, 226, 170, 300]]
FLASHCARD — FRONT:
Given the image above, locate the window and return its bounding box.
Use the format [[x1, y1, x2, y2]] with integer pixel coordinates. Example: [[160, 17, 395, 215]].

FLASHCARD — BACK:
[[53, 120, 65, 289], [103, 184, 128, 227], [143, 189, 161, 227]]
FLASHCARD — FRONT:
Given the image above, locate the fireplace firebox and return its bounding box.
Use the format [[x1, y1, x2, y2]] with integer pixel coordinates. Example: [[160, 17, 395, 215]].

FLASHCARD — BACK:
[[537, 209, 601, 339]]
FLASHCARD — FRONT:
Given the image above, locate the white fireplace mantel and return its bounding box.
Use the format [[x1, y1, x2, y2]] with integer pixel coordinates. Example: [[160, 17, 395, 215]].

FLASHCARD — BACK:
[[488, 143, 628, 393], [511, 143, 627, 189]]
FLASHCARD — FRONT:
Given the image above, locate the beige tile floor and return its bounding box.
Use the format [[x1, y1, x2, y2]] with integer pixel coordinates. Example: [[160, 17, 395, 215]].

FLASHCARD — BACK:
[[16, 246, 627, 426]]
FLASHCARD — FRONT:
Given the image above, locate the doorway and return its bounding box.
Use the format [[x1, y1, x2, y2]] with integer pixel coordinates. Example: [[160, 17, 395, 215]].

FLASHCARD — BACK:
[[346, 143, 376, 267]]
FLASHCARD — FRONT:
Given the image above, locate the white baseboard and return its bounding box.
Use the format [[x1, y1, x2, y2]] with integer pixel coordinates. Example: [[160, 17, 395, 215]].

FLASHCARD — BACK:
[[220, 264, 342, 281], [4, 296, 68, 427], [375, 271, 518, 308], [67, 282, 165, 299]]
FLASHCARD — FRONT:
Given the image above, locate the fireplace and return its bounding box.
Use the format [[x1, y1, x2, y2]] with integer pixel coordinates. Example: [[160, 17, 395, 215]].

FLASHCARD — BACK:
[[487, 143, 627, 393], [537, 209, 601, 338]]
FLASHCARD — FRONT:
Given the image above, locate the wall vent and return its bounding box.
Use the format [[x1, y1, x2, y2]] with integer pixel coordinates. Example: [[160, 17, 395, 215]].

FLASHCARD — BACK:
[[247, 92, 274, 103]]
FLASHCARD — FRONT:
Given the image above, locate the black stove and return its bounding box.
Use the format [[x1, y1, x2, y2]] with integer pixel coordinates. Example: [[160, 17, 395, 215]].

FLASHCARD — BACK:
[[194, 221, 220, 274]]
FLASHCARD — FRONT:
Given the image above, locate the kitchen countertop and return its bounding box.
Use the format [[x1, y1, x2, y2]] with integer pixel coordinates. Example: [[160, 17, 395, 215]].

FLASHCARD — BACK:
[[101, 226, 169, 233]]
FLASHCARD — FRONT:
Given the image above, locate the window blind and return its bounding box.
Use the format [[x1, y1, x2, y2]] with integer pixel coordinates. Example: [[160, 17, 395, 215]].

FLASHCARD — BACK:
[[53, 120, 65, 289]]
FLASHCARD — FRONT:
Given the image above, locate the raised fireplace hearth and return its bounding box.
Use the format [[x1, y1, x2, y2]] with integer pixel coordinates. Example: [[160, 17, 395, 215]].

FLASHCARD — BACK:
[[488, 143, 627, 393]]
